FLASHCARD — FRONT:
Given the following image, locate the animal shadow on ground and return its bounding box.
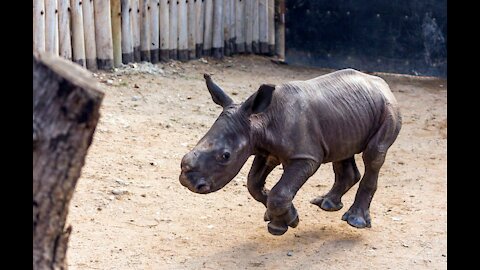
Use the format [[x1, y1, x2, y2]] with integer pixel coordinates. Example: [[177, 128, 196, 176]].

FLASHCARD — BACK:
[[183, 224, 364, 269]]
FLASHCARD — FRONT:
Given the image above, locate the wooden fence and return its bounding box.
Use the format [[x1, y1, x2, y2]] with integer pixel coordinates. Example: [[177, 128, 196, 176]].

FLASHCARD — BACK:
[[33, 0, 284, 70]]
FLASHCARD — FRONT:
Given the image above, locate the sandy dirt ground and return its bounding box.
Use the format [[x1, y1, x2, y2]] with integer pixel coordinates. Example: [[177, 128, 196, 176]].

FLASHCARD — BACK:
[[66, 55, 447, 270]]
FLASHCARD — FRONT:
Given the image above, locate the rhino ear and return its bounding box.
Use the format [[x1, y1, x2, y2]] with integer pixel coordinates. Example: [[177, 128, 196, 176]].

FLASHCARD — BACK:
[[250, 84, 275, 114], [204, 74, 233, 108]]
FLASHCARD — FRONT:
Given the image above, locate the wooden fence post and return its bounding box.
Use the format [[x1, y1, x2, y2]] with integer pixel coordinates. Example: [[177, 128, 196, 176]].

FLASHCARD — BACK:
[[131, 0, 141, 61], [34, 0, 276, 65], [57, 0, 72, 60], [140, 0, 151, 62], [169, 0, 178, 59], [267, 0, 275, 55], [244, 0, 252, 53], [275, 0, 285, 60], [229, 0, 236, 54], [188, 0, 196, 59], [54, 5, 59, 56], [33, 52, 103, 270], [258, 0, 268, 54], [203, 0, 213, 56], [82, 0, 98, 70], [252, 0, 259, 53], [159, 0, 170, 61], [121, 0, 134, 64], [195, 0, 205, 57], [223, 0, 231, 56], [94, 0, 114, 69], [235, 0, 245, 53], [111, 0, 122, 67], [150, 0, 160, 63], [70, 0, 86, 67], [212, 0, 223, 58], [178, 0, 189, 61], [44, 0, 58, 54], [33, 0, 46, 53]]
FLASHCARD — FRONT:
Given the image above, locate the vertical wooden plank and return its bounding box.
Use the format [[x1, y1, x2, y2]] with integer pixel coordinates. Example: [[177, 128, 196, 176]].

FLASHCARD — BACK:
[[234, 0, 245, 53], [275, 0, 285, 60], [212, 0, 223, 58], [267, 0, 275, 55], [187, 0, 196, 59], [223, 0, 230, 56], [130, 0, 141, 61], [70, 0, 86, 67], [44, 0, 57, 54], [121, 0, 134, 63], [140, 0, 151, 61], [169, 0, 178, 59], [229, 0, 235, 54], [203, 0, 213, 56], [54, 0, 59, 55], [159, 0, 170, 61], [94, 0, 114, 69], [195, 0, 205, 57], [82, 0, 98, 70], [111, 0, 122, 67], [244, 0, 252, 53], [33, 0, 46, 53], [178, 0, 188, 61], [258, 0, 268, 54], [252, 0, 259, 53], [58, 0, 72, 60], [150, 0, 160, 63]]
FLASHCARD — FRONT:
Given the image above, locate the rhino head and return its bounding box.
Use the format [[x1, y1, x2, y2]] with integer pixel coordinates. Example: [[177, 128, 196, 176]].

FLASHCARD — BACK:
[[179, 74, 275, 194]]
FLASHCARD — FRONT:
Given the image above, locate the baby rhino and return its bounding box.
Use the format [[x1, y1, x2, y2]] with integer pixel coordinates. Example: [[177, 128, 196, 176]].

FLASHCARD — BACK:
[[179, 69, 402, 235]]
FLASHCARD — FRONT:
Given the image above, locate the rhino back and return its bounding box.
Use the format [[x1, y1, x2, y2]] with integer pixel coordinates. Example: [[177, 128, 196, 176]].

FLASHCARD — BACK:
[[256, 69, 396, 163]]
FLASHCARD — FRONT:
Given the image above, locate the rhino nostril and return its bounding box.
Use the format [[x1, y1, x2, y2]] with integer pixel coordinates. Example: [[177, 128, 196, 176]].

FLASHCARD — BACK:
[[195, 179, 210, 193], [196, 183, 210, 193], [196, 183, 206, 190]]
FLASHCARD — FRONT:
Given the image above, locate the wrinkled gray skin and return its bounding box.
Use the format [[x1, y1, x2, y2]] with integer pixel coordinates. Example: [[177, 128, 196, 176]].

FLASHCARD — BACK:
[[179, 69, 402, 235]]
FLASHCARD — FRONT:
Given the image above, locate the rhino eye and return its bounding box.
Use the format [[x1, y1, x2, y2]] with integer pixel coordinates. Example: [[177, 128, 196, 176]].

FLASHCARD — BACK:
[[221, 152, 231, 161]]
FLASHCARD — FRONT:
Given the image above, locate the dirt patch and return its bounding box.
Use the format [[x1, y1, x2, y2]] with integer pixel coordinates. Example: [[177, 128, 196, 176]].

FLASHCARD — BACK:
[[67, 55, 447, 269]]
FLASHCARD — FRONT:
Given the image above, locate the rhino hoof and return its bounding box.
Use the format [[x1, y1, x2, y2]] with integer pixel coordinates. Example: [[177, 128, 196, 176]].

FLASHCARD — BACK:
[[342, 210, 371, 228], [267, 221, 288, 235], [310, 196, 343, 211]]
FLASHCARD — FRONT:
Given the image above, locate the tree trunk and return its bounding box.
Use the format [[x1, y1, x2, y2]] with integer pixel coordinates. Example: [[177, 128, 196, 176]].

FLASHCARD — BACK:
[[33, 53, 104, 270]]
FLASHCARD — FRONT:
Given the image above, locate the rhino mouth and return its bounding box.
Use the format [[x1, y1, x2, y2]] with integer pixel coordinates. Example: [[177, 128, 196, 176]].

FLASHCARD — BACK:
[[179, 171, 212, 194]]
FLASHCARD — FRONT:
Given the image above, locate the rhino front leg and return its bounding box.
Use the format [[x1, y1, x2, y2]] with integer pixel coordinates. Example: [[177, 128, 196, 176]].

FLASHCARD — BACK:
[[311, 157, 361, 211], [247, 155, 279, 207], [266, 159, 320, 235]]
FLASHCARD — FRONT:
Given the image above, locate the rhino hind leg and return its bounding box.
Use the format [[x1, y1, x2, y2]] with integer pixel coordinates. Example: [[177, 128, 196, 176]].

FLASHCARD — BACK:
[[310, 157, 361, 211], [341, 150, 384, 228], [342, 115, 401, 229]]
